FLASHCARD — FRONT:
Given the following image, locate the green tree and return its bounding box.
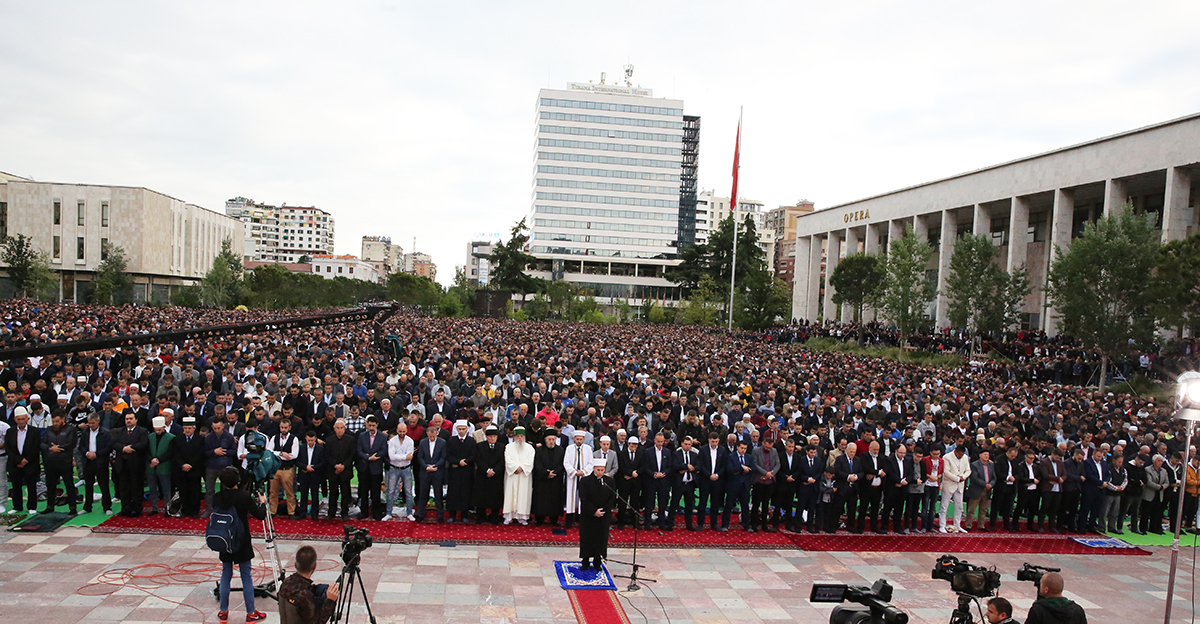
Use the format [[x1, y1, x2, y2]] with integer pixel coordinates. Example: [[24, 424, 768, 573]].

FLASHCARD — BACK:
[[946, 234, 1032, 341], [386, 272, 444, 309], [829, 253, 886, 326], [543, 280, 577, 318], [488, 218, 544, 295], [198, 239, 245, 308], [297, 254, 312, 264], [91, 241, 132, 304], [1, 234, 57, 300], [522, 293, 551, 320], [1150, 232, 1200, 337], [442, 266, 476, 317], [878, 225, 937, 344], [1047, 207, 1160, 391], [736, 274, 792, 330], [645, 300, 667, 324], [680, 274, 722, 326]]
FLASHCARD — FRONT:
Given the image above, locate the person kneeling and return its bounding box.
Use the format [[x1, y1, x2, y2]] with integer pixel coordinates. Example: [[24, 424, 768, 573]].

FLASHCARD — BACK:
[[279, 545, 340, 624]]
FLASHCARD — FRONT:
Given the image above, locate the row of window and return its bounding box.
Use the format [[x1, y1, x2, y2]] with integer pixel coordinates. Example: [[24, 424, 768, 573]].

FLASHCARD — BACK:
[[538, 151, 681, 169], [535, 231, 676, 248], [314, 265, 356, 275], [531, 245, 677, 260], [536, 178, 678, 195], [51, 235, 106, 262], [538, 138, 681, 156], [52, 200, 110, 227], [540, 111, 683, 130], [535, 165, 680, 182], [538, 125, 680, 143], [534, 218, 677, 235], [540, 97, 682, 117], [535, 192, 678, 208], [535, 204, 676, 221]]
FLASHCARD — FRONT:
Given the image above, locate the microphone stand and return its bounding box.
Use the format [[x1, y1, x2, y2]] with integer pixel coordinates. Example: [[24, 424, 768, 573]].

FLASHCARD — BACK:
[[601, 479, 656, 592]]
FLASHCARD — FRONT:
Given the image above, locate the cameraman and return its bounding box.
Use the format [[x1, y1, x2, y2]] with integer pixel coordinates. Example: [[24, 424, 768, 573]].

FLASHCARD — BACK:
[[985, 597, 1016, 624], [279, 545, 339, 624], [1026, 572, 1087, 624]]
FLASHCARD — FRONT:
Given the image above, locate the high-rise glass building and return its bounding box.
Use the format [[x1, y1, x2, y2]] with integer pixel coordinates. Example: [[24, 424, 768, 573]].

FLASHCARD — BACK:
[[526, 78, 698, 305]]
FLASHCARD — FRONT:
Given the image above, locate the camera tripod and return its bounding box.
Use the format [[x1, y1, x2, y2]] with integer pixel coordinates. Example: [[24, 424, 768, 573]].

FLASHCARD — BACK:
[[948, 593, 987, 624], [212, 479, 286, 602], [332, 552, 377, 624]]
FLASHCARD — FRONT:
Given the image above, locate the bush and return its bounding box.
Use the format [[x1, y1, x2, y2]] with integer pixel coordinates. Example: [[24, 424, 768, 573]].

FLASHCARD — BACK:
[[802, 336, 962, 368]]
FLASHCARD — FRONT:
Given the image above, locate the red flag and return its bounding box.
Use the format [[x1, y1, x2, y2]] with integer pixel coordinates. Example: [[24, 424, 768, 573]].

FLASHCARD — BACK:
[[730, 108, 742, 217]]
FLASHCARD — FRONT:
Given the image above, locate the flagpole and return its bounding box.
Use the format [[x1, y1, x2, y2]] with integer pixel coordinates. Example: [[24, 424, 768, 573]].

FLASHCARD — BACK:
[[727, 107, 742, 331]]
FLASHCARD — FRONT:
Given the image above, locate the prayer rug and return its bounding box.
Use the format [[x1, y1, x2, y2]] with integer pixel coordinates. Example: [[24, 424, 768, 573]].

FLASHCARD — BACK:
[[555, 560, 617, 591]]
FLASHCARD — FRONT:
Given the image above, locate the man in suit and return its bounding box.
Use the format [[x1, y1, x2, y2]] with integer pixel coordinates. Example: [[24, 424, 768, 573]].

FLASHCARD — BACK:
[[751, 437, 780, 532], [111, 411, 149, 517], [174, 416, 206, 518], [941, 443, 972, 533], [325, 419, 358, 520], [41, 412, 78, 515], [642, 431, 674, 530], [697, 432, 727, 531], [990, 446, 1020, 532], [884, 443, 915, 534], [5, 407, 41, 514], [444, 419, 476, 523], [1037, 448, 1066, 533], [80, 412, 114, 515], [858, 441, 887, 533], [834, 443, 861, 533], [774, 438, 802, 532], [616, 437, 644, 530], [796, 443, 824, 533], [593, 435, 619, 479], [415, 422, 447, 522], [671, 436, 700, 530], [964, 450, 995, 532], [724, 440, 756, 532], [1077, 447, 1108, 533], [295, 429, 326, 520], [355, 416, 388, 520]]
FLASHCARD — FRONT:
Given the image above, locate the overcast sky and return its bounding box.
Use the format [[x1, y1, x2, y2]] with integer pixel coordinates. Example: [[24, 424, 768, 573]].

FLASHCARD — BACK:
[[3, 2, 1199, 285]]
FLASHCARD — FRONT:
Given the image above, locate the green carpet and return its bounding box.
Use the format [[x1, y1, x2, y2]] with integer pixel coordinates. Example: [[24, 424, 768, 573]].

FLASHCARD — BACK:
[[8, 511, 73, 532], [62, 503, 125, 528], [1106, 529, 1200, 547]]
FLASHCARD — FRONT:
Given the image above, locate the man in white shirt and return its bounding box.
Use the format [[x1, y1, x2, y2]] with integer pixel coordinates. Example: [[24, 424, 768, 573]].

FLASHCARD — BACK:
[[384, 422, 415, 521]]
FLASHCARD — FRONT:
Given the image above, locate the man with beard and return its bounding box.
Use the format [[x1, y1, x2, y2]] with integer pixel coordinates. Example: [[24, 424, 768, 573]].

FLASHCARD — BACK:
[[445, 419, 476, 523], [532, 430, 566, 526], [175, 416, 205, 518], [503, 426, 535, 525], [577, 461, 616, 571], [615, 437, 643, 530], [563, 430, 594, 530], [473, 426, 505, 524], [112, 411, 149, 517], [325, 419, 357, 521]]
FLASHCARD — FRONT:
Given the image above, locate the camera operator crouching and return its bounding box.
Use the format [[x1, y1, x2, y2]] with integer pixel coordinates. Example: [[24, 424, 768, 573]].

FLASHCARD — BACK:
[[1025, 572, 1087, 624], [279, 545, 340, 624]]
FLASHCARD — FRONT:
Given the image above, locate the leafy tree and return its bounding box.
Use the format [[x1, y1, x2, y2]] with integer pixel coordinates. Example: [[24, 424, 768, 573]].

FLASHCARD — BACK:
[[443, 266, 476, 317], [680, 274, 722, 326], [1, 234, 57, 300], [522, 293, 551, 320], [878, 225, 937, 345], [614, 300, 635, 324], [565, 290, 601, 322], [946, 234, 1032, 341], [1047, 207, 1159, 391], [543, 280, 577, 317], [91, 241, 132, 305], [737, 274, 792, 330], [829, 253, 886, 326], [488, 218, 543, 295], [386, 272, 444, 309], [297, 254, 312, 264], [646, 300, 667, 324], [198, 239, 245, 308], [1150, 232, 1200, 337]]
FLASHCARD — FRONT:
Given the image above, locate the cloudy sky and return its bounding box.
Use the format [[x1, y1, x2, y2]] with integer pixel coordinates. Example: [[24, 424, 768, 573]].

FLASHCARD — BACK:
[[3, 2, 1199, 285]]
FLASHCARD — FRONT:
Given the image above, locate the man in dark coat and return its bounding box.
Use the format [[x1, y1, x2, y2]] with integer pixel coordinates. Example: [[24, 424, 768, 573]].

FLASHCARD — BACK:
[[41, 412, 78, 514], [111, 411, 149, 517], [355, 416, 388, 520], [295, 429, 326, 521], [80, 412, 114, 514], [616, 437, 644, 530], [174, 416, 206, 518], [472, 426, 505, 524], [324, 419, 358, 520], [445, 419, 476, 523], [415, 422, 448, 522], [532, 430, 566, 525], [5, 408, 41, 514], [577, 462, 616, 571], [696, 433, 727, 531]]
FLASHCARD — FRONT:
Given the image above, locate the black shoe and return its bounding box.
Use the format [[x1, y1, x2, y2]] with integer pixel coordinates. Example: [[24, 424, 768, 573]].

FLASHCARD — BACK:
[[746, 526, 757, 533], [83, 507, 93, 514], [763, 526, 777, 533], [716, 527, 728, 532]]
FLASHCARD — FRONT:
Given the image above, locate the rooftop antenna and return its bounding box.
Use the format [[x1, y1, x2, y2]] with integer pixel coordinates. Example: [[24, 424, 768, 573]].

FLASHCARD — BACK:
[[624, 63, 634, 86]]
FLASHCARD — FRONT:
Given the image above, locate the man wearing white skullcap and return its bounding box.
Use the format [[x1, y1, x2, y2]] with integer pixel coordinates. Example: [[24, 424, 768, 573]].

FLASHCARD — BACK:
[[593, 434, 617, 478]]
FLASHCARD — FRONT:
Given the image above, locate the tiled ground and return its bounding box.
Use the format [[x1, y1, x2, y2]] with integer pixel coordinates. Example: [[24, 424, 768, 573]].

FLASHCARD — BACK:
[[0, 527, 1184, 623]]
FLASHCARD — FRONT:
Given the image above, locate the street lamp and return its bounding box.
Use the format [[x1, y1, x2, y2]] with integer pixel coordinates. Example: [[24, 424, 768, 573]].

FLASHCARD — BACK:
[[1165, 371, 1200, 624]]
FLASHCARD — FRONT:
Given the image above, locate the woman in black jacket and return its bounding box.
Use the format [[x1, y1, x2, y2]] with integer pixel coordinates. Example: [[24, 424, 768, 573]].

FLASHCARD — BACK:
[[214, 466, 267, 624]]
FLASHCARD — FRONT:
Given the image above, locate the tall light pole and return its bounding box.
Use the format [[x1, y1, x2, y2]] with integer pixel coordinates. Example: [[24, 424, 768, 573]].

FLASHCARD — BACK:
[[1165, 371, 1200, 624]]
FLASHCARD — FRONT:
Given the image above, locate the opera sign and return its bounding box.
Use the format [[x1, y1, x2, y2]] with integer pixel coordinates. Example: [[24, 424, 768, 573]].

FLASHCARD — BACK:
[[844, 209, 871, 223]]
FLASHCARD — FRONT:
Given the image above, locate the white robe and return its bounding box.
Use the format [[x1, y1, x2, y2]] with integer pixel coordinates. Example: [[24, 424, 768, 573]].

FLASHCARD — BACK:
[[563, 443, 594, 514], [503, 440, 536, 518]]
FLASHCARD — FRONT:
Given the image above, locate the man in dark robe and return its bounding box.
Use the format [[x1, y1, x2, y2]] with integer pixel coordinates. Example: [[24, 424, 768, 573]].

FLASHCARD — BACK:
[[473, 426, 506, 524], [577, 462, 616, 571], [533, 430, 566, 525], [445, 420, 476, 523]]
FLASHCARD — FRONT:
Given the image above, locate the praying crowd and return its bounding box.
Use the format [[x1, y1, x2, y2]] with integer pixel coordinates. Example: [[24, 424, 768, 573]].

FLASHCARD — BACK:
[[3, 300, 1200, 541]]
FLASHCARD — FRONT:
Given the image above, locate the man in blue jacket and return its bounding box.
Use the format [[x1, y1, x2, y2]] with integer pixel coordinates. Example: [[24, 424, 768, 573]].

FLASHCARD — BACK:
[[724, 440, 756, 532], [356, 416, 388, 520]]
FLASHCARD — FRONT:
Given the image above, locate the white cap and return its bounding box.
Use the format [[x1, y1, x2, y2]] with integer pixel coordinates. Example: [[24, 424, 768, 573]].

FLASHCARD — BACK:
[[617, 429, 627, 435], [455, 419, 468, 428], [152, 416, 166, 429], [573, 430, 586, 438], [628, 437, 640, 445], [162, 408, 174, 416], [13, 405, 28, 418], [29, 394, 40, 401], [600, 435, 611, 443], [76, 376, 87, 383], [57, 393, 69, 401]]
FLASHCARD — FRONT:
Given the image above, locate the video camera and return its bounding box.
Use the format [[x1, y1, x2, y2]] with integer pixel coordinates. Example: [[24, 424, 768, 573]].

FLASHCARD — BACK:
[[931, 555, 1001, 599], [810, 579, 909, 624], [341, 526, 373, 567], [1016, 562, 1060, 590]]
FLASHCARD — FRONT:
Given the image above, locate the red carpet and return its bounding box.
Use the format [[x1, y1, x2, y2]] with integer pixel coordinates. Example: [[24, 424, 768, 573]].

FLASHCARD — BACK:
[[567, 590, 631, 624], [787, 531, 1151, 555], [91, 514, 1148, 554]]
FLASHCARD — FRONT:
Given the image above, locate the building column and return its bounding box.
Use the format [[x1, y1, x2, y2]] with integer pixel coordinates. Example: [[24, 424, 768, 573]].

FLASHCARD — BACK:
[[935, 209, 956, 328], [887, 220, 905, 252], [972, 204, 988, 236], [841, 228, 859, 322], [791, 236, 812, 322], [1103, 177, 1129, 217], [1008, 196, 1030, 271], [863, 225, 881, 322], [1162, 166, 1193, 242], [1044, 188, 1074, 335], [823, 231, 842, 321], [808, 235, 824, 321], [913, 214, 929, 243]]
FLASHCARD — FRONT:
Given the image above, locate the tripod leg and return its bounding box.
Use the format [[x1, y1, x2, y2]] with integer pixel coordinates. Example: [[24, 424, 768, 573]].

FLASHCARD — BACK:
[[353, 567, 378, 624]]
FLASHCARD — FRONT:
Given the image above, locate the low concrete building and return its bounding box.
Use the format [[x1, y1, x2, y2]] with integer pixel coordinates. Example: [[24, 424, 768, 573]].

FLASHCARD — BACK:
[[311, 254, 381, 283]]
